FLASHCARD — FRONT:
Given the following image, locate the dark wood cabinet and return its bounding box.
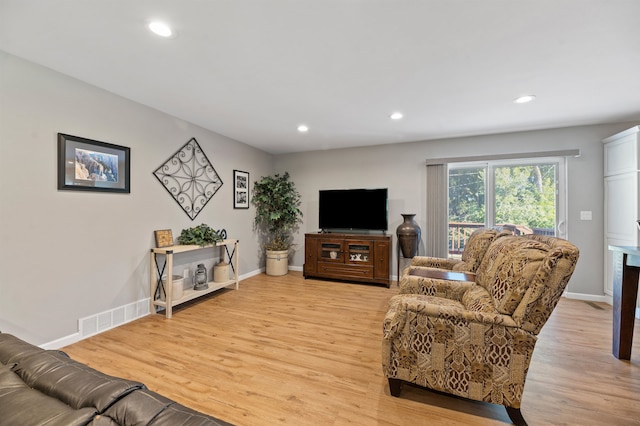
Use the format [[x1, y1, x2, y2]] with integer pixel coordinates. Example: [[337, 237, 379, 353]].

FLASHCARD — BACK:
[[304, 233, 391, 287]]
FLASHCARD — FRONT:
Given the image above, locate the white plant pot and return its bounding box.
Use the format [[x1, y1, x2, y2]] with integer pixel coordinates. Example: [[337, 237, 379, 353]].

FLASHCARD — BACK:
[[266, 250, 289, 276]]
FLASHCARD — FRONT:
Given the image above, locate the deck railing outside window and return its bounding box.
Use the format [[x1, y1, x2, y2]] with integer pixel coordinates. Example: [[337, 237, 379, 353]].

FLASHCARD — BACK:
[[448, 222, 555, 256]]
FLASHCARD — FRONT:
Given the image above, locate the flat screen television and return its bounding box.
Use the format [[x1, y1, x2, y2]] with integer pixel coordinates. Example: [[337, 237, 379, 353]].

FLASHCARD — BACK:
[[319, 188, 388, 231]]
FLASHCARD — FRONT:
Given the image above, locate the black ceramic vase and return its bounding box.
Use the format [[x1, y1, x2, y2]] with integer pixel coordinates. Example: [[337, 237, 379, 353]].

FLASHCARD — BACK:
[[396, 214, 421, 258]]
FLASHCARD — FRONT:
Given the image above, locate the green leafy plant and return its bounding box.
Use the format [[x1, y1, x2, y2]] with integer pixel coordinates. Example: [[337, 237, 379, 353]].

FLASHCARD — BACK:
[[251, 172, 303, 251], [177, 223, 224, 246]]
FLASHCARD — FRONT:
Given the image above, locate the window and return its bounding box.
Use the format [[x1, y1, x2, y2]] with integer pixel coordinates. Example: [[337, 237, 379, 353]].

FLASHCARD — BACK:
[[448, 158, 566, 256]]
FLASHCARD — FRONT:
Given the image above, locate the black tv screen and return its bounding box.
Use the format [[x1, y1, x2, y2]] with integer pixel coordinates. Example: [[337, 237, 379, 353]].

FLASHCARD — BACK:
[[319, 188, 388, 231]]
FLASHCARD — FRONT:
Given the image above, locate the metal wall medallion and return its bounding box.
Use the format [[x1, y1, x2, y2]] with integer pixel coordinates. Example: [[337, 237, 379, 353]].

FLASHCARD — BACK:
[[153, 138, 223, 220]]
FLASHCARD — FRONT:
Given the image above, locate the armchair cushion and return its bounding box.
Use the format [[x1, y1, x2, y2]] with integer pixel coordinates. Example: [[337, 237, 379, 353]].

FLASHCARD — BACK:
[[461, 286, 498, 314], [407, 228, 511, 275], [453, 228, 509, 272], [475, 236, 559, 316]]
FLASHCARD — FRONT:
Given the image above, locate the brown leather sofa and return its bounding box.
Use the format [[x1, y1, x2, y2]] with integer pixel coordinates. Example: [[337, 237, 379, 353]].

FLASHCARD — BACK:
[[0, 332, 231, 426]]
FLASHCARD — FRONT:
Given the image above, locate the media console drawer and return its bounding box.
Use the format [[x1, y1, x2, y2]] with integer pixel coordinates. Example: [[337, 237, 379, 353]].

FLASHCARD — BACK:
[[318, 262, 374, 279]]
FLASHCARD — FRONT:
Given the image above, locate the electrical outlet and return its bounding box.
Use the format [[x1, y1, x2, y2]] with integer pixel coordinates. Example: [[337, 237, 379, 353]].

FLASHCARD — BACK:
[[183, 269, 189, 278]]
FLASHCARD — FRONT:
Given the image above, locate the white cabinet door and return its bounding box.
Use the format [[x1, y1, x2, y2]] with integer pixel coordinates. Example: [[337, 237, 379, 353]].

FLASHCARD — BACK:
[[604, 133, 639, 176], [604, 173, 639, 241], [602, 126, 640, 176]]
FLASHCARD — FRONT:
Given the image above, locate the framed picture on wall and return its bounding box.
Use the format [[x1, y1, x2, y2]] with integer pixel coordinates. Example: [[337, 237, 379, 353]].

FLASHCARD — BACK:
[[57, 133, 130, 193], [233, 170, 249, 209]]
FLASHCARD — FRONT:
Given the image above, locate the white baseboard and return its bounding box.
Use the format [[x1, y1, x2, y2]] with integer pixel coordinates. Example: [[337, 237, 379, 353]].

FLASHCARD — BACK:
[[40, 333, 82, 350], [564, 292, 611, 303], [242, 268, 265, 278]]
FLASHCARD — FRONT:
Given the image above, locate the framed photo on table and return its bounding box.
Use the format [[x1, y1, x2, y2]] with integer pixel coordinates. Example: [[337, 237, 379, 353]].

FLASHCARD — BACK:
[[233, 170, 249, 209], [154, 229, 174, 248], [57, 133, 130, 193]]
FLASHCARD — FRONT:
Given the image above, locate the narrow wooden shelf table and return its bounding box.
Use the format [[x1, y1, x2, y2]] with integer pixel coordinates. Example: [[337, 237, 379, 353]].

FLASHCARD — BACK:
[[150, 239, 239, 319]]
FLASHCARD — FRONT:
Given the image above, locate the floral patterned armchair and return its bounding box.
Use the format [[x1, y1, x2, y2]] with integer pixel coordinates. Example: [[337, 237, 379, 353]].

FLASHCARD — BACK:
[[383, 235, 579, 425], [407, 228, 511, 274]]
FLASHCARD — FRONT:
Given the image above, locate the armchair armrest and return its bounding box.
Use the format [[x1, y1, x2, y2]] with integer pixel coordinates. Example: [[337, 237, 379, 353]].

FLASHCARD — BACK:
[[398, 273, 475, 299], [409, 256, 460, 270], [383, 294, 519, 342]]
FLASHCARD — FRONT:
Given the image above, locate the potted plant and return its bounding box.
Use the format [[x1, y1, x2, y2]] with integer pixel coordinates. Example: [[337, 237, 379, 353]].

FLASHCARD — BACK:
[[251, 172, 303, 276], [177, 223, 224, 246]]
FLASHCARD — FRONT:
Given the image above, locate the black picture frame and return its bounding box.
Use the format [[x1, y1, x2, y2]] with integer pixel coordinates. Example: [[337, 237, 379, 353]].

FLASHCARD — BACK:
[[57, 133, 130, 193], [233, 170, 249, 209]]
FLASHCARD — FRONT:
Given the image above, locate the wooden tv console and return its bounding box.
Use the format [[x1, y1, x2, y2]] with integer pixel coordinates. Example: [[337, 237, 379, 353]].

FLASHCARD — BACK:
[[303, 233, 391, 287]]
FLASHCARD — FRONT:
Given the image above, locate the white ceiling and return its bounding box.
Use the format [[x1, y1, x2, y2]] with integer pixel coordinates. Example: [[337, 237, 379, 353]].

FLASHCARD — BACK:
[[2, 1, 640, 155]]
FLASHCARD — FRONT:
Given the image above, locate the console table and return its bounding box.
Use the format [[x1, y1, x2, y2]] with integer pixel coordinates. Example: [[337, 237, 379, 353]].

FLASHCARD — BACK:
[[150, 239, 239, 319], [607, 245, 640, 360]]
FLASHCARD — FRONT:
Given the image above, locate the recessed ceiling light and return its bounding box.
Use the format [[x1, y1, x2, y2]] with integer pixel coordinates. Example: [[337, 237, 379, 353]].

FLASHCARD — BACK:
[[514, 95, 536, 104], [148, 21, 173, 37], [390, 112, 404, 120], [297, 124, 309, 133]]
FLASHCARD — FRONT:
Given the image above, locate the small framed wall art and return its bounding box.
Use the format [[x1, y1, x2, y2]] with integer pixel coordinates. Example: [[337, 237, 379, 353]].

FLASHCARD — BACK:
[[57, 133, 130, 193], [233, 170, 249, 209]]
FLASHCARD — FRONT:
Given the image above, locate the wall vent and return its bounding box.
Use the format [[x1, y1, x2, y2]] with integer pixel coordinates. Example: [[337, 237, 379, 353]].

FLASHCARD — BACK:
[[78, 298, 150, 339]]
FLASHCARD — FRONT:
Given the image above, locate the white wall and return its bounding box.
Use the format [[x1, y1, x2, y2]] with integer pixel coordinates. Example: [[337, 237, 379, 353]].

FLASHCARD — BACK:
[[0, 52, 272, 345], [275, 123, 639, 299]]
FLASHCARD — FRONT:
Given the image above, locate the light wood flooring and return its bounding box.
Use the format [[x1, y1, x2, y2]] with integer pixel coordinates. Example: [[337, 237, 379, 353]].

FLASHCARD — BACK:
[[63, 272, 640, 426]]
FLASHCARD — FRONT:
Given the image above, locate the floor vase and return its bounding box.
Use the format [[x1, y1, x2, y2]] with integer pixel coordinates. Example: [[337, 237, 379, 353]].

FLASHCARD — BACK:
[[396, 214, 421, 258]]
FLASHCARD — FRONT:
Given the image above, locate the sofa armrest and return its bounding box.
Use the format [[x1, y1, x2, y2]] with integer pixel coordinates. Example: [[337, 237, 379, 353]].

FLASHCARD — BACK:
[[12, 350, 144, 412], [101, 388, 232, 426], [0, 333, 45, 365], [0, 363, 98, 426]]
